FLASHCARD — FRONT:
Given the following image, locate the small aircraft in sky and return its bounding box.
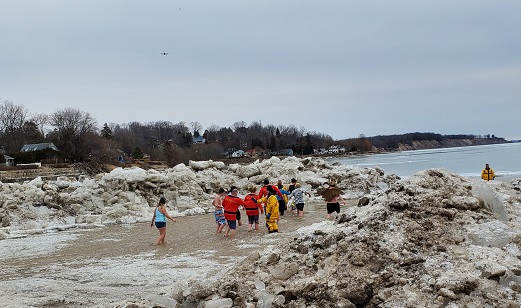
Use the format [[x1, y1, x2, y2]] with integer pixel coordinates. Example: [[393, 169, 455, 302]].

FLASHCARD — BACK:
[[160, 52, 169, 56]]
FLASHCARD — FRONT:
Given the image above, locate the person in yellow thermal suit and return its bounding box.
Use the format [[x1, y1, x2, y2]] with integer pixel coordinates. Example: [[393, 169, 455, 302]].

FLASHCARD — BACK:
[[481, 163, 495, 181], [258, 185, 279, 233]]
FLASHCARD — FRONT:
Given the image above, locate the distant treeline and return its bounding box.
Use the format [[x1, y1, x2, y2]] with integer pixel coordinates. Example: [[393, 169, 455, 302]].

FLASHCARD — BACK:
[[339, 133, 507, 152], [0, 100, 508, 165]]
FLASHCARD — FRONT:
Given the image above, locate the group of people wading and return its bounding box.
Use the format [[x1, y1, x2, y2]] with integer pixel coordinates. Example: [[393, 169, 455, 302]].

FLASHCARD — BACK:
[[212, 178, 317, 238], [151, 178, 347, 244], [149, 163, 498, 244], [212, 178, 345, 238]]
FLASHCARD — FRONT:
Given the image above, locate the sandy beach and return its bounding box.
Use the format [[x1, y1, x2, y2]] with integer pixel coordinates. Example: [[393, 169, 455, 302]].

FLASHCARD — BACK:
[[0, 200, 339, 308]]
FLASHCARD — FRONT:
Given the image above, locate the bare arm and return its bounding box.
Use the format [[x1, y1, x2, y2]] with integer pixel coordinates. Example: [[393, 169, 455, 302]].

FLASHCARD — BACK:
[[159, 206, 176, 222], [150, 208, 156, 227]]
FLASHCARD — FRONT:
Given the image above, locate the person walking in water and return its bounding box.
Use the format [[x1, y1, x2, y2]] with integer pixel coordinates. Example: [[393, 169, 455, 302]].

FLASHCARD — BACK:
[[321, 180, 346, 220], [243, 184, 263, 231], [258, 185, 279, 233], [213, 188, 227, 234], [150, 197, 176, 245], [481, 163, 495, 181], [222, 187, 247, 238], [289, 182, 311, 218], [276, 180, 290, 220]]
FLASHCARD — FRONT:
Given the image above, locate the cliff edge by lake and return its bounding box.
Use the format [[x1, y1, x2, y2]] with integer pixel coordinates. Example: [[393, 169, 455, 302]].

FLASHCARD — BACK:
[[396, 138, 508, 151]]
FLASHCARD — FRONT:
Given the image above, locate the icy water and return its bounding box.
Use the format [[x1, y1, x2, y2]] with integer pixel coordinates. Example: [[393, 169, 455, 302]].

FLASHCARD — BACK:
[[327, 142, 521, 179], [0, 201, 335, 308]]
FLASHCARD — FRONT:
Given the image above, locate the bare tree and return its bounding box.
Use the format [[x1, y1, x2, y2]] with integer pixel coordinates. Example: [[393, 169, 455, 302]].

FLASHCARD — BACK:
[[0, 100, 29, 151], [204, 124, 221, 142], [189, 121, 203, 137], [231, 121, 247, 132], [48, 108, 98, 161], [29, 113, 49, 136]]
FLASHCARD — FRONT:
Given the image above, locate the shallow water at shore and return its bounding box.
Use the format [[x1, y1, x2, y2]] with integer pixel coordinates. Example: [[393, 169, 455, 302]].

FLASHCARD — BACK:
[[0, 201, 340, 307]]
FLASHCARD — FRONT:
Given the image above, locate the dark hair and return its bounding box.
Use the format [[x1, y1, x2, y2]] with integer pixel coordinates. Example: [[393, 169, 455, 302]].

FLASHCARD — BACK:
[[266, 185, 275, 194], [218, 188, 225, 194], [159, 197, 166, 204], [263, 179, 269, 185], [291, 178, 297, 183]]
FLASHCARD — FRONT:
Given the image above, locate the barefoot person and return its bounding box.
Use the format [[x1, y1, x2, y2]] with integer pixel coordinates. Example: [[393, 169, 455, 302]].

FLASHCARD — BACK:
[[222, 187, 247, 238], [150, 197, 176, 245], [321, 180, 346, 220], [243, 184, 263, 231], [289, 183, 311, 218], [213, 188, 227, 234]]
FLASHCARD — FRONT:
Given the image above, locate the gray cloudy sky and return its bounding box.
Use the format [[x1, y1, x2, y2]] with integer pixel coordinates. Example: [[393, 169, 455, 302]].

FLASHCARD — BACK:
[[1, 1, 520, 140]]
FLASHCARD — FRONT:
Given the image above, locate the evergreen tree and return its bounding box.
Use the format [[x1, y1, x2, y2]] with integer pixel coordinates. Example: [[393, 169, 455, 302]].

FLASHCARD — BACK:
[[132, 147, 144, 159], [101, 123, 113, 140]]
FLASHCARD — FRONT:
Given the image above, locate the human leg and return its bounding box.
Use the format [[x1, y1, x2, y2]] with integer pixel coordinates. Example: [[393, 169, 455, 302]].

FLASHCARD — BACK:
[[296, 203, 305, 217], [248, 215, 254, 231], [155, 226, 166, 245], [326, 203, 334, 220], [278, 200, 286, 216], [226, 220, 237, 238], [217, 222, 226, 233], [236, 210, 242, 226], [266, 216, 278, 233]]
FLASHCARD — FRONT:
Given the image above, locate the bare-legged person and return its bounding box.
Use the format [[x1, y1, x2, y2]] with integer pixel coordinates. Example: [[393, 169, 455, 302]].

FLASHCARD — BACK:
[[150, 197, 176, 245], [212, 188, 227, 234], [289, 183, 311, 219], [243, 184, 262, 232], [222, 187, 247, 239], [224, 220, 237, 238], [321, 180, 345, 220]]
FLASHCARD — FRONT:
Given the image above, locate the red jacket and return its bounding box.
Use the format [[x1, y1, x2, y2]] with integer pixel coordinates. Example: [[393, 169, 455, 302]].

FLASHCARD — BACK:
[[243, 193, 263, 216], [258, 184, 283, 200], [222, 195, 246, 220]]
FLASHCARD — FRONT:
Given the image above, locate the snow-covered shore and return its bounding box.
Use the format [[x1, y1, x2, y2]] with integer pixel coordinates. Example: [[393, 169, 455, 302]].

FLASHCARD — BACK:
[[1, 156, 521, 307]]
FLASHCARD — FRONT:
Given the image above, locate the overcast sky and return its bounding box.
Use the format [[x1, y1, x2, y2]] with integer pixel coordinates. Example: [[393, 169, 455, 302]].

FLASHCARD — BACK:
[[1, 1, 520, 141]]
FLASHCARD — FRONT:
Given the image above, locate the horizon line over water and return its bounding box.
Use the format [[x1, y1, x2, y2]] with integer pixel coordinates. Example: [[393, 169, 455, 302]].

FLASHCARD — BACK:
[[326, 143, 521, 180]]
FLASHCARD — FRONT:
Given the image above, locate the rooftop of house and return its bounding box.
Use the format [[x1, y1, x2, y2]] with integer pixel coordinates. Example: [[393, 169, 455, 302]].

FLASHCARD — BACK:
[[20, 143, 59, 152]]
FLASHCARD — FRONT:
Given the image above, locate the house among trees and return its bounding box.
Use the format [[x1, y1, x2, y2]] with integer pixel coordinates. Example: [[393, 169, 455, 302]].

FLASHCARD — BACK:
[[231, 150, 246, 158], [20, 142, 59, 152], [193, 136, 206, 144], [246, 148, 266, 157], [3, 154, 15, 166], [277, 149, 294, 156], [328, 145, 346, 154], [98, 148, 128, 163]]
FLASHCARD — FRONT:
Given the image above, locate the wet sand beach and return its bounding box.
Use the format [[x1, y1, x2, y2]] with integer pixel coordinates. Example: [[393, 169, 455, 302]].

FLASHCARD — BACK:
[[0, 201, 346, 307]]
